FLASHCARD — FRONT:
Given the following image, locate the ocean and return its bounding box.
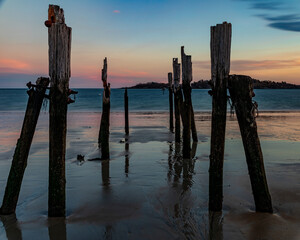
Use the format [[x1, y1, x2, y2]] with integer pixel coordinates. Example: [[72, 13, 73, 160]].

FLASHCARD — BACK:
[[0, 88, 299, 112]]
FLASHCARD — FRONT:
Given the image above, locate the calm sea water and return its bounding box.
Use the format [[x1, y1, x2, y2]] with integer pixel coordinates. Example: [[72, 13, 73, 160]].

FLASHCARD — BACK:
[[0, 88, 299, 112]]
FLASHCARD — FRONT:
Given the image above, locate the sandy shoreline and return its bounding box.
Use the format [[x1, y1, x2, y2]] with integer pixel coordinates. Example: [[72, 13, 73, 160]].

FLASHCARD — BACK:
[[0, 111, 299, 239]]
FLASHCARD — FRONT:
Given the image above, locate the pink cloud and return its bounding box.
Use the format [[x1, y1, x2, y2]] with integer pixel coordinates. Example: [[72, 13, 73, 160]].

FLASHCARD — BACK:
[[194, 59, 300, 71], [0, 58, 30, 73], [113, 10, 120, 13]]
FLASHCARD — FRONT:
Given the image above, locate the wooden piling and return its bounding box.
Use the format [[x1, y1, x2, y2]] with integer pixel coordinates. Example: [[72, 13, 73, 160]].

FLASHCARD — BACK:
[[181, 46, 198, 143], [180, 47, 193, 158], [209, 22, 232, 211], [168, 72, 174, 132], [173, 58, 181, 143], [0, 78, 49, 215], [229, 75, 273, 212], [47, 4, 72, 217], [124, 88, 129, 135], [98, 58, 110, 160]]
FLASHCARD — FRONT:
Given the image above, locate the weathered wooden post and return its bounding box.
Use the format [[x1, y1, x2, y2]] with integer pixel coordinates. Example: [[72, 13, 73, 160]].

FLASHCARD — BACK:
[[229, 75, 273, 212], [173, 58, 182, 143], [168, 72, 174, 132], [180, 48, 192, 158], [0, 78, 49, 215], [181, 46, 198, 143], [47, 5, 72, 217], [209, 22, 231, 211], [98, 58, 110, 159], [124, 87, 129, 135]]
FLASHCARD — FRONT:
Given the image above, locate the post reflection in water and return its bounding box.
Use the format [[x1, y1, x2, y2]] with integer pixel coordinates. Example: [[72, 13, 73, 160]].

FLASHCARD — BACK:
[[101, 159, 110, 189], [48, 217, 67, 240], [165, 141, 199, 239], [125, 142, 129, 177], [173, 142, 182, 184], [168, 142, 197, 189], [0, 214, 22, 240], [103, 225, 113, 240], [209, 211, 223, 240]]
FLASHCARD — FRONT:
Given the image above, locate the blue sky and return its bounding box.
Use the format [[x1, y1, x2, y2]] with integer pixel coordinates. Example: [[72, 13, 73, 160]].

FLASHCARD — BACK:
[[0, 0, 299, 87]]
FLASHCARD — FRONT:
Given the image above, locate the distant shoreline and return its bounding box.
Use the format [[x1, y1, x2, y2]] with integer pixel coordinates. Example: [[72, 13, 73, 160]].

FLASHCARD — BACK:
[[126, 78, 300, 89]]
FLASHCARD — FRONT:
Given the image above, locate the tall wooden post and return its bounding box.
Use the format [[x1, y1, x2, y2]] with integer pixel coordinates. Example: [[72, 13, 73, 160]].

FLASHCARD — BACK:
[[229, 75, 273, 212], [98, 58, 110, 160], [0, 78, 49, 215], [181, 46, 198, 143], [168, 72, 174, 132], [124, 88, 129, 135], [173, 58, 181, 143], [209, 22, 231, 211], [180, 47, 193, 158], [47, 5, 72, 217]]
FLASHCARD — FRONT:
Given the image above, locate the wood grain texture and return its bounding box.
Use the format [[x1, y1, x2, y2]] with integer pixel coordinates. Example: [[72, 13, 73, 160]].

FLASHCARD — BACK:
[[181, 47, 198, 143], [125, 88, 129, 135], [228, 75, 273, 213], [209, 22, 232, 211], [173, 58, 181, 143], [168, 72, 174, 132], [0, 78, 49, 215], [99, 58, 110, 159], [48, 5, 71, 217]]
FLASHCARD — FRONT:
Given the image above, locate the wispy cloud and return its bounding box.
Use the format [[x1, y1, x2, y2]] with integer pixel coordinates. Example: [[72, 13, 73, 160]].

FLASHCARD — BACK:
[[269, 21, 300, 32], [0, 59, 30, 73], [236, 0, 300, 32], [113, 10, 120, 13], [194, 59, 300, 71], [251, 2, 282, 10], [258, 14, 300, 21]]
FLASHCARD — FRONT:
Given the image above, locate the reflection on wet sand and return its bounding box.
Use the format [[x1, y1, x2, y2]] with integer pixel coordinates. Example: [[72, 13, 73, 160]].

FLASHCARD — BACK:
[[101, 160, 110, 189], [103, 225, 113, 240], [48, 217, 67, 240], [125, 142, 129, 177], [0, 214, 22, 240], [209, 211, 223, 240], [164, 142, 200, 239]]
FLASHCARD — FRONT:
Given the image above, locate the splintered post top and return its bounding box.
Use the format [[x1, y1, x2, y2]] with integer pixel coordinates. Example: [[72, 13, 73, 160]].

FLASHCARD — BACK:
[[48, 5, 65, 24]]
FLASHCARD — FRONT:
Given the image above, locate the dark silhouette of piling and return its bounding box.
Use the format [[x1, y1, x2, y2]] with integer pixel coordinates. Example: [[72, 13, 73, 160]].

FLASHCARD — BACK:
[[125, 88, 129, 135], [228, 75, 273, 213], [98, 58, 110, 160], [168, 72, 174, 132], [173, 58, 182, 143], [209, 22, 232, 212], [0, 78, 49, 215], [47, 4, 72, 217], [180, 47, 193, 158], [181, 46, 198, 143]]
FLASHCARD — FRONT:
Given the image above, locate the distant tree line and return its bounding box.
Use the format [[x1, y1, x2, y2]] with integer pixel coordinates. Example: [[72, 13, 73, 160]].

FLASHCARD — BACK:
[[127, 78, 300, 89]]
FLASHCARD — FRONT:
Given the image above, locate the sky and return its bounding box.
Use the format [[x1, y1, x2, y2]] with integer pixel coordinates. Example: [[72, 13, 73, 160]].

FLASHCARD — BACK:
[[0, 0, 299, 88]]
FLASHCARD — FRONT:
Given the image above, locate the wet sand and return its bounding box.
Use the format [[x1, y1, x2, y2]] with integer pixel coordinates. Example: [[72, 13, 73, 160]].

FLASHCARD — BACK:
[[0, 111, 299, 239]]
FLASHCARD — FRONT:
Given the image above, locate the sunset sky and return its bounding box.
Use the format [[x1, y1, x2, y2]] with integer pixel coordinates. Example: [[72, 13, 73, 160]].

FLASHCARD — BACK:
[[0, 0, 299, 88]]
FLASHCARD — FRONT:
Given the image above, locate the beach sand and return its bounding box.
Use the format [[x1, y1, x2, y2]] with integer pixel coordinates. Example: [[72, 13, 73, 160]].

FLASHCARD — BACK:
[[0, 111, 299, 239]]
